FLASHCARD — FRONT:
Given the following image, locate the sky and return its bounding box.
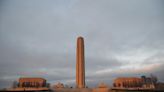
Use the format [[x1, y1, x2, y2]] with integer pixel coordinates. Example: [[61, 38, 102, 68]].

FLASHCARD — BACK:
[[0, 0, 164, 88]]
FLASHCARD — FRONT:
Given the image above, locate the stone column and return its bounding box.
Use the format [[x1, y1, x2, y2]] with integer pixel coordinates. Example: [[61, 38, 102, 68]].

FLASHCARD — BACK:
[[76, 36, 85, 88]]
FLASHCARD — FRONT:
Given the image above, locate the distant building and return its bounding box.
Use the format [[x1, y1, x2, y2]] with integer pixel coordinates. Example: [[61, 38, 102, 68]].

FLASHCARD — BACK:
[[97, 82, 109, 88], [18, 77, 47, 88], [53, 82, 65, 89], [113, 77, 142, 88], [93, 83, 110, 92], [5, 77, 50, 91], [113, 76, 155, 88]]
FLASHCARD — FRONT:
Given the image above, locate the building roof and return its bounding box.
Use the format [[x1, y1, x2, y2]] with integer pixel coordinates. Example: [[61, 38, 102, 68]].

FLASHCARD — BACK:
[[114, 77, 142, 82], [19, 77, 46, 81]]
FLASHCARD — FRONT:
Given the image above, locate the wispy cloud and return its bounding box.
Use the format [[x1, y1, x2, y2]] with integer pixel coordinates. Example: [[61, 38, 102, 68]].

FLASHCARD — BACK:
[[0, 0, 164, 88]]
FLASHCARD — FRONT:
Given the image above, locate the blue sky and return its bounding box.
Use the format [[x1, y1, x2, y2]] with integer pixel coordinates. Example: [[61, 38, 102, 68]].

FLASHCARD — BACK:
[[0, 0, 164, 88]]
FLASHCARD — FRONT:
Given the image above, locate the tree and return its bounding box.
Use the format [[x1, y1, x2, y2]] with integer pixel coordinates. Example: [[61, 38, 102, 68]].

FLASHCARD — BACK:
[[12, 81, 18, 88], [46, 83, 50, 88], [150, 74, 158, 84]]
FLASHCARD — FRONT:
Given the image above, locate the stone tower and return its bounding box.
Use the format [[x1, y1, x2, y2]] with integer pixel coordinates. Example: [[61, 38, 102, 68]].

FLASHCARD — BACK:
[[76, 36, 85, 88]]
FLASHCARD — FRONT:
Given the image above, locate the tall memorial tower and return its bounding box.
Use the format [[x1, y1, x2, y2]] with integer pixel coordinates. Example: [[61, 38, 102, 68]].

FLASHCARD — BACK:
[[76, 36, 85, 88]]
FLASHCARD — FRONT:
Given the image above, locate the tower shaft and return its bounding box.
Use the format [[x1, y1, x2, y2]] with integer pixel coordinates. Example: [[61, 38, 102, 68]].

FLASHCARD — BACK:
[[76, 37, 85, 88]]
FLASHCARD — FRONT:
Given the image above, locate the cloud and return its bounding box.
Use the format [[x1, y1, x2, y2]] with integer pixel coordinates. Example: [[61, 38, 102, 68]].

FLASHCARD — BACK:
[[0, 0, 164, 88]]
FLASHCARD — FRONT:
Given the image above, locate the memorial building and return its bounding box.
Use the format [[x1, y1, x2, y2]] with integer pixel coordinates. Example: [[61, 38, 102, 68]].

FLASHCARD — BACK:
[[18, 77, 47, 88]]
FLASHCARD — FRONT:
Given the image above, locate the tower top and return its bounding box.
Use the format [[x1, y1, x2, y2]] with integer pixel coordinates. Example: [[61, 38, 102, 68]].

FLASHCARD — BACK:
[[77, 36, 84, 40]]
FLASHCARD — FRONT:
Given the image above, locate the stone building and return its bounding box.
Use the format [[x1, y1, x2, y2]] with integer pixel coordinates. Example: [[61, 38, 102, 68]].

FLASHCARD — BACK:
[[5, 77, 49, 91], [113, 77, 143, 88], [113, 76, 156, 88], [18, 77, 47, 88]]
